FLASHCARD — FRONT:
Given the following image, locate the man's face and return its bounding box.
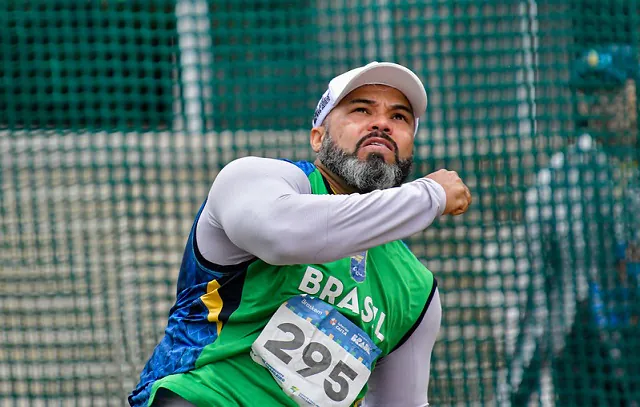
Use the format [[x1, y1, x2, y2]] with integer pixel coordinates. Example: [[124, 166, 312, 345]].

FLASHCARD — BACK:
[[321, 85, 416, 163], [311, 85, 416, 192], [579, 79, 638, 147]]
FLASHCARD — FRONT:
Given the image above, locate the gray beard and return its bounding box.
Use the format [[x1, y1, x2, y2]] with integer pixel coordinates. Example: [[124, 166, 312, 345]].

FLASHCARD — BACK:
[[317, 130, 413, 193]]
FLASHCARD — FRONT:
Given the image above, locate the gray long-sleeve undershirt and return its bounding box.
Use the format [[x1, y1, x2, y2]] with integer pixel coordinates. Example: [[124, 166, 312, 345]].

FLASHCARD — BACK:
[[195, 156, 446, 406], [196, 156, 446, 266]]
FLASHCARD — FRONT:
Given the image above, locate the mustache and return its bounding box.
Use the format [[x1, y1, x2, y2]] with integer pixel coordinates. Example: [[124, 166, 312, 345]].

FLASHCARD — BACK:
[[354, 131, 399, 154]]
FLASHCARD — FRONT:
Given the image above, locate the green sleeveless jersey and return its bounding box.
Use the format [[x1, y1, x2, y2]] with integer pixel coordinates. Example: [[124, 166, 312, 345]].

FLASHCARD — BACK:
[[147, 165, 437, 407]]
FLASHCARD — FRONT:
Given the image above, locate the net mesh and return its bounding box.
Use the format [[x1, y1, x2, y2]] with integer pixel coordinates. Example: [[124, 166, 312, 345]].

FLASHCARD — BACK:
[[1, 1, 639, 406]]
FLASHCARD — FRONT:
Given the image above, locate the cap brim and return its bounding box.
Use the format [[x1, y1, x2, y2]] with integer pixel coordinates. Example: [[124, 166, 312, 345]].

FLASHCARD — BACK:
[[332, 62, 427, 119]]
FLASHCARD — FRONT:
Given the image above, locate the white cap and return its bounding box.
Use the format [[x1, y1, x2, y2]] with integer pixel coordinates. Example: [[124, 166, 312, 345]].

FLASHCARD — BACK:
[[312, 61, 427, 135]]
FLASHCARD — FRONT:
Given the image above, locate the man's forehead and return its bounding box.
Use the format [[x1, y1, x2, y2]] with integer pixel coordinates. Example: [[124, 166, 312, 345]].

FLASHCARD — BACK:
[[341, 85, 412, 110]]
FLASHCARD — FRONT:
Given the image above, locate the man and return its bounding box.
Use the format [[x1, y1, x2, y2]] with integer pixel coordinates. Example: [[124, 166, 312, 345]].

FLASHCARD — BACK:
[[506, 45, 640, 406], [129, 61, 472, 407]]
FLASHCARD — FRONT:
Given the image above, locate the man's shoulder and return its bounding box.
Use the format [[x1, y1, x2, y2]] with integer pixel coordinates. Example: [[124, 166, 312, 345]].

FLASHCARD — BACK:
[[278, 159, 317, 176], [221, 156, 314, 177], [211, 156, 315, 195]]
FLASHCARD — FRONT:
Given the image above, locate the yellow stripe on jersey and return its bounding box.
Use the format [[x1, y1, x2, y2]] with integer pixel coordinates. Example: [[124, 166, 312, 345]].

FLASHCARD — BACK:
[[201, 280, 223, 335]]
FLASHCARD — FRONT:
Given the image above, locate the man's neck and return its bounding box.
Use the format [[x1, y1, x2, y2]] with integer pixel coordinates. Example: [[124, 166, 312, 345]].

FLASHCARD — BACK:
[[313, 158, 357, 195]]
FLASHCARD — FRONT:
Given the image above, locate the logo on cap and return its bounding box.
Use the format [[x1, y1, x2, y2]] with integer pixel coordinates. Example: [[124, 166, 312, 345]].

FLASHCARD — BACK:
[[313, 93, 332, 126]]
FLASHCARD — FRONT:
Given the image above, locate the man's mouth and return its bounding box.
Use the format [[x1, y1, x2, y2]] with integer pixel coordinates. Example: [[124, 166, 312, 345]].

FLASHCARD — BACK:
[[360, 137, 395, 152]]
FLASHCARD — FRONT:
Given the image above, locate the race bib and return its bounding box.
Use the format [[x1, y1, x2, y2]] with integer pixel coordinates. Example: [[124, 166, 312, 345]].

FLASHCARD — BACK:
[[251, 295, 381, 407]]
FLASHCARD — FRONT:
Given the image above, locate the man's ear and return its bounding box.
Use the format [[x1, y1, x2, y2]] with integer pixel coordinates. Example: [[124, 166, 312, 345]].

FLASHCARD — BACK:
[[310, 126, 325, 153]]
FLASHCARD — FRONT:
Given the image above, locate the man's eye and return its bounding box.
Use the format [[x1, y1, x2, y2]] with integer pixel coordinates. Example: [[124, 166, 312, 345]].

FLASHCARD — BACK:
[[393, 113, 408, 122], [353, 107, 369, 114]]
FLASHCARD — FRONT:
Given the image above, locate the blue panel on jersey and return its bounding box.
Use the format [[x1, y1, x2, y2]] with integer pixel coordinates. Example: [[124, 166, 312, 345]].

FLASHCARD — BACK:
[[280, 159, 316, 176], [129, 200, 251, 407]]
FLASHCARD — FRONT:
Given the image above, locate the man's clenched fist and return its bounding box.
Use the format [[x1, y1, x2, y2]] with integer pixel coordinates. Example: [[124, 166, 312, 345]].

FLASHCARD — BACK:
[[426, 169, 472, 216]]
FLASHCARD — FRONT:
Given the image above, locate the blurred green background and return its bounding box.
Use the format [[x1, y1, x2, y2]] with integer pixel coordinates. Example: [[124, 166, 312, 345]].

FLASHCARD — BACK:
[[1, 1, 638, 405]]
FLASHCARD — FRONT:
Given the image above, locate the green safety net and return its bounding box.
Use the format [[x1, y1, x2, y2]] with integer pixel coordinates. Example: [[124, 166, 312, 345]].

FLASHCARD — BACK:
[[1, 1, 639, 405]]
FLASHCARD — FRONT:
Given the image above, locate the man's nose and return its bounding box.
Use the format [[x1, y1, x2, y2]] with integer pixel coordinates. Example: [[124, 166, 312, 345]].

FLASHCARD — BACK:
[[369, 117, 392, 134]]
